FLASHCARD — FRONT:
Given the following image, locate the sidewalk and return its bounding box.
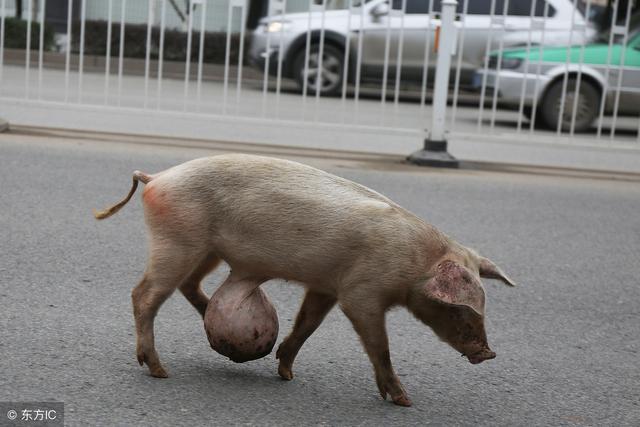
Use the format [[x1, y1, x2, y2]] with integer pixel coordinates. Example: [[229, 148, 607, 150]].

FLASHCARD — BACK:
[[4, 97, 640, 176], [1, 64, 639, 175]]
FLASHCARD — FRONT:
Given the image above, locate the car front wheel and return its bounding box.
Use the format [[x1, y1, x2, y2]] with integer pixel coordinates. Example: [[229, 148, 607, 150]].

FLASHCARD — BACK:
[[292, 44, 344, 96], [540, 78, 600, 133]]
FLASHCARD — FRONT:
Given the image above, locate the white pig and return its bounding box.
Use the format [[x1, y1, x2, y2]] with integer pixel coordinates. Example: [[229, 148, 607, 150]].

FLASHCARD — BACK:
[[94, 154, 515, 407]]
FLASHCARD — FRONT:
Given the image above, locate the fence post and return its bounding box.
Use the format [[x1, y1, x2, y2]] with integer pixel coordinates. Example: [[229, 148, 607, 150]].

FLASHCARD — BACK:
[[408, 0, 458, 168]]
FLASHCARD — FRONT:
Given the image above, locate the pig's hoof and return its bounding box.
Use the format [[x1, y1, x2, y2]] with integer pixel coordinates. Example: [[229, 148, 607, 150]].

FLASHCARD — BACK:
[[391, 394, 412, 407], [377, 379, 412, 407], [137, 352, 169, 378], [149, 366, 169, 378], [277, 362, 294, 381], [275, 343, 294, 380]]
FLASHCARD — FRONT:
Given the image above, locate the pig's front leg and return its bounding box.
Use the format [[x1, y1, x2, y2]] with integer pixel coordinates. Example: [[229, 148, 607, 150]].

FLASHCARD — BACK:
[[276, 290, 336, 380], [340, 303, 412, 407]]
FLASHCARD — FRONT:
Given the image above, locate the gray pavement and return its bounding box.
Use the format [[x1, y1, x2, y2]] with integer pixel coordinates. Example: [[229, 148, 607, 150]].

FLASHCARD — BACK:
[[1, 132, 639, 426]]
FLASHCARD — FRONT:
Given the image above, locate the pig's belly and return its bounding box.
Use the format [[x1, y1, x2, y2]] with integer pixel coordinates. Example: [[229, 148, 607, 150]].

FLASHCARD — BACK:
[[208, 200, 394, 289], [211, 223, 367, 290]]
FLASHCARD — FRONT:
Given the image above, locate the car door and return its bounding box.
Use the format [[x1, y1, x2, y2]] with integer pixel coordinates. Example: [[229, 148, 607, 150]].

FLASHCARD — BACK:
[[357, 0, 435, 81], [616, 32, 640, 114], [462, 0, 557, 67]]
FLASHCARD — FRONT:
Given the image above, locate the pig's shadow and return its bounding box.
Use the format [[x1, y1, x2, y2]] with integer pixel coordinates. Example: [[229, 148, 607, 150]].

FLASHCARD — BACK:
[[164, 355, 383, 411], [168, 355, 291, 387]]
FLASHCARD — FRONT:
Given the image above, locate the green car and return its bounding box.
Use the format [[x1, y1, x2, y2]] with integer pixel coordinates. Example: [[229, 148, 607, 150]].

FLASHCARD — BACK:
[[474, 29, 640, 132]]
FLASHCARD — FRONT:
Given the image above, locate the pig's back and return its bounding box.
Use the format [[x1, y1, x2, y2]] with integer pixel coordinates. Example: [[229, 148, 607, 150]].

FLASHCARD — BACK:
[[153, 154, 432, 287], [165, 153, 401, 215]]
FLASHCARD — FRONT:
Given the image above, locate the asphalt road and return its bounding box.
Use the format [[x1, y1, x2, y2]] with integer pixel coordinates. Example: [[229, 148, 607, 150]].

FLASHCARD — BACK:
[[1, 132, 639, 426]]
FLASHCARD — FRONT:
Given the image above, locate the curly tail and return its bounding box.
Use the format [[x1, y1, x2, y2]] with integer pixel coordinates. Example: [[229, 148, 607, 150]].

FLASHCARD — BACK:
[[93, 171, 154, 220]]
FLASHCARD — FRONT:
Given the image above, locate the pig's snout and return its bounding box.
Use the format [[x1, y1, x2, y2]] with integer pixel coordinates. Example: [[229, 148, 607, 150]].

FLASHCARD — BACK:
[[466, 348, 496, 365]]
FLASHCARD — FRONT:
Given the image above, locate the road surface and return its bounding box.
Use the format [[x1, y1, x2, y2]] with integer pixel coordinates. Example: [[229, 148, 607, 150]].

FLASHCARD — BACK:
[[1, 131, 639, 426]]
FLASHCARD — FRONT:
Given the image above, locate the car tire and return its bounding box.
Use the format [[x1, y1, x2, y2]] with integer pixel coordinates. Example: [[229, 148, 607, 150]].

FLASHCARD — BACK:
[[292, 44, 344, 96], [540, 78, 600, 133], [522, 106, 546, 129]]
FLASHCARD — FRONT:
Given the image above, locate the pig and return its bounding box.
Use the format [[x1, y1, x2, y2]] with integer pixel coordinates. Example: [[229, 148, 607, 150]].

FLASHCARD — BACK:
[[93, 153, 515, 407]]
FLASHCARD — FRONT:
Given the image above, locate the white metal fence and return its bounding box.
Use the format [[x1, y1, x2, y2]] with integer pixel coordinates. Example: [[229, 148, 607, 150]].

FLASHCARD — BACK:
[[0, 0, 638, 157]]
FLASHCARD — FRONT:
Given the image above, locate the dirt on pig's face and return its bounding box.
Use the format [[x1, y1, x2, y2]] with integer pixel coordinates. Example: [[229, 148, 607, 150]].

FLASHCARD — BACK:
[[407, 260, 496, 365], [424, 305, 496, 364]]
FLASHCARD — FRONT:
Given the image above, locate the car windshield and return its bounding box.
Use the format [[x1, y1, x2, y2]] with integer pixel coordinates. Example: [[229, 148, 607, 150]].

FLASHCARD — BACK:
[[595, 10, 640, 43]]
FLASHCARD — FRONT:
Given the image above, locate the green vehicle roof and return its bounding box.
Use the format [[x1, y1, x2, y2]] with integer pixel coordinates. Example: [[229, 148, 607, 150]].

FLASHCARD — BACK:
[[496, 32, 640, 67]]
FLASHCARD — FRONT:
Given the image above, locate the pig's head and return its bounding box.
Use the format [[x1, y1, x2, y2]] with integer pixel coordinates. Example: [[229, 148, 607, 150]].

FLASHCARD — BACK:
[[407, 255, 515, 365]]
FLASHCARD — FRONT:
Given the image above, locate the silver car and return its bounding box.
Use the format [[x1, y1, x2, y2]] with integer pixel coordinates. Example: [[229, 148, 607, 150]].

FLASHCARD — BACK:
[[474, 28, 640, 132], [249, 0, 594, 95]]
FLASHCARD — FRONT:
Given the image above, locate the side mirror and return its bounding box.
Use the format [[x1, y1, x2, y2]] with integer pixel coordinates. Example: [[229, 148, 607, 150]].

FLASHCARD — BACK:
[[370, 3, 390, 21]]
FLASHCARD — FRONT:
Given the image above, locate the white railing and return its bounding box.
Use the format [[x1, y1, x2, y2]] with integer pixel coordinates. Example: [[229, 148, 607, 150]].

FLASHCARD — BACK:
[[0, 0, 638, 156]]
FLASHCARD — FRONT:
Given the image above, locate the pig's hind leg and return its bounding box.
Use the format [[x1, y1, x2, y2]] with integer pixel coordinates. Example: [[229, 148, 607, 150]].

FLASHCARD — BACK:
[[179, 253, 221, 317], [132, 242, 217, 378], [276, 291, 336, 380]]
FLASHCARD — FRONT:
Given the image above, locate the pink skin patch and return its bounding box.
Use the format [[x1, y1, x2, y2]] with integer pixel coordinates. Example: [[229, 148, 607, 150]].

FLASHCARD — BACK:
[[143, 185, 169, 217]]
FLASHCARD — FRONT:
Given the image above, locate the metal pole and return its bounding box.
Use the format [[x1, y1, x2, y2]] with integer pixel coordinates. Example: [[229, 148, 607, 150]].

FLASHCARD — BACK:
[[77, 0, 86, 103], [408, 0, 458, 168], [37, 0, 46, 100], [143, 0, 154, 109], [25, 0, 32, 99], [0, 0, 5, 97], [104, 0, 113, 105]]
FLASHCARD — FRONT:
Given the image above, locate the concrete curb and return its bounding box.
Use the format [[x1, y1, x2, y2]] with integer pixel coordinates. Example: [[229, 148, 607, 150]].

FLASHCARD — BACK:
[[5, 125, 640, 182]]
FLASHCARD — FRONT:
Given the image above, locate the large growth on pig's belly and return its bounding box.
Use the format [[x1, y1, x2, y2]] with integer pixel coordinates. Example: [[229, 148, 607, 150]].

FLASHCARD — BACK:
[[204, 286, 279, 363]]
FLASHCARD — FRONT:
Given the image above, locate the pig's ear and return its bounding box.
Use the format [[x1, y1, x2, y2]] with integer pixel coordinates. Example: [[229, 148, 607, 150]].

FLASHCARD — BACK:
[[478, 257, 516, 287], [423, 261, 485, 316]]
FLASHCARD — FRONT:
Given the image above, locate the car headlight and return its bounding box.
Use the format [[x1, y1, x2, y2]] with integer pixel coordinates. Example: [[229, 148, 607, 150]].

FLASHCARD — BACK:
[[489, 55, 522, 70], [265, 21, 291, 33]]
